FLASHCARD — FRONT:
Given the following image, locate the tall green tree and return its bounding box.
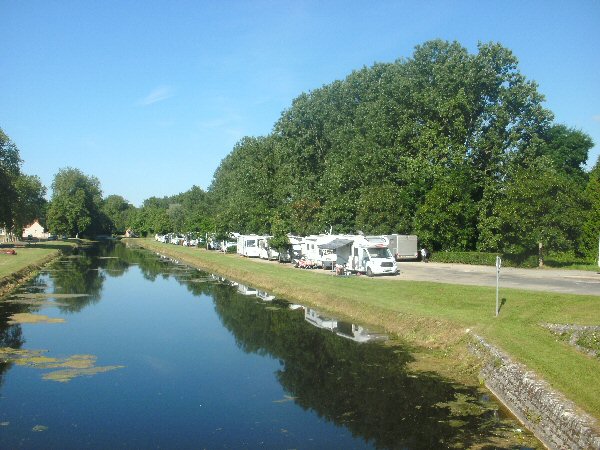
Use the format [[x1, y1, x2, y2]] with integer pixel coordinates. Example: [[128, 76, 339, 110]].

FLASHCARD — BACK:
[[540, 124, 593, 181], [13, 174, 47, 236], [414, 170, 479, 251], [209, 136, 277, 233], [102, 195, 135, 235], [579, 157, 600, 258], [47, 167, 104, 237], [482, 157, 583, 255], [0, 128, 22, 229]]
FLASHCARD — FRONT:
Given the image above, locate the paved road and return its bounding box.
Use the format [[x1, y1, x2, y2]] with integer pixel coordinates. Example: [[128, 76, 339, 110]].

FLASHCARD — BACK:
[[395, 262, 600, 296]]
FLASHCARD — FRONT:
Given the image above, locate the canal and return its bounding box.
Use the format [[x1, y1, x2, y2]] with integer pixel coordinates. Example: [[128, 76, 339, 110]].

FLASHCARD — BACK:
[[0, 243, 539, 448]]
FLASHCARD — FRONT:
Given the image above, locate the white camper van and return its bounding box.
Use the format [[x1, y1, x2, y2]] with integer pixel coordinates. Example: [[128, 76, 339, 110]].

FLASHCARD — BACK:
[[236, 235, 264, 258], [258, 237, 280, 260], [299, 235, 323, 268], [346, 235, 398, 276]]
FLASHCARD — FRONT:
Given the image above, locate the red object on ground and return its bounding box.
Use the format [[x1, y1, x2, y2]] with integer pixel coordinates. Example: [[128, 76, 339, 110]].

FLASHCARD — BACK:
[[1, 249, 17, 255]]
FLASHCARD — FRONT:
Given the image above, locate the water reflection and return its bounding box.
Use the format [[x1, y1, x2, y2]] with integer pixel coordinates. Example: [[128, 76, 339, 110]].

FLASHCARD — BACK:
[[304, 309, 387, 343], [209, 281, 533, 449], [0, 243, 539, 449]]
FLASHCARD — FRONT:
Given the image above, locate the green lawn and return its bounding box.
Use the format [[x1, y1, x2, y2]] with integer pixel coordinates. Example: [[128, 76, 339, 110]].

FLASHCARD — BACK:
[[133, 238, 600, 420], [0, 242, 71, 280]]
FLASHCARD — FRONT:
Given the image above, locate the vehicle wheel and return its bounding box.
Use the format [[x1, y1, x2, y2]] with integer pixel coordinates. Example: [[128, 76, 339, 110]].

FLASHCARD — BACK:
[[366, 267, 373, 277]]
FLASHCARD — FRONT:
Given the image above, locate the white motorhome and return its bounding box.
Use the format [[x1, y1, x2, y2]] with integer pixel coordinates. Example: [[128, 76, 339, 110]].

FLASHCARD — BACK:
[[299, 235, 323, 268], [284, 235, 303, 263], [346, 235, 398, 276], [236, 234, 265, 258], [258, 237, 280, 260], [299, 234, 352, 269], [383, 234, 419, 261], [317, 235, 355, 270]]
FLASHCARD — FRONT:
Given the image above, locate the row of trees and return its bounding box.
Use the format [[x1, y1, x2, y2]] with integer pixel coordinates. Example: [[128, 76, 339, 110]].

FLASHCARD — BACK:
[[206, 40, 599, 258], [1, 40, 598, 259]]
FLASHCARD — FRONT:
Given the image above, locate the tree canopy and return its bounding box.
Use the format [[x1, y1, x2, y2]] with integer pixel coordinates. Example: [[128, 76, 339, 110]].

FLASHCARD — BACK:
[[47, 167, 105, 237], [0, 128, 23, 229], [0, 128, 47, 235], [206, 40, 596, 257]]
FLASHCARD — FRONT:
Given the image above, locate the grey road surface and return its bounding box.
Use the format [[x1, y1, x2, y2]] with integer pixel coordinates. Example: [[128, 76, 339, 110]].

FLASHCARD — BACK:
[[395, 262, 600, 296]]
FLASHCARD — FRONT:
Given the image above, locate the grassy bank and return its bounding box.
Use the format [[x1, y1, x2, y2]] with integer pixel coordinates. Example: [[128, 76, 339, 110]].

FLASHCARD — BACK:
[[0, 241, 74, 295], [132, 238, 600, 421]]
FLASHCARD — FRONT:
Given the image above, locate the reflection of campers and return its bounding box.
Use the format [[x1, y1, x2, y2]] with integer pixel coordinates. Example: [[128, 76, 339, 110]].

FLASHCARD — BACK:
[[237, 283, 258, 296], [347, 236, 398, 277], [236, 235, 264, 258]]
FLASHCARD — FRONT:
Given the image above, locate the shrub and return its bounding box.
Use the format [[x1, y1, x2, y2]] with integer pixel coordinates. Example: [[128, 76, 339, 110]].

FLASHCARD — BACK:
[[429, 251, 538, 268]]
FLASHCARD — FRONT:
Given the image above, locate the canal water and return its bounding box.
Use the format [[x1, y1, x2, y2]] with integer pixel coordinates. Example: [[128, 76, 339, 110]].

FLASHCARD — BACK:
[[0, 243, 539, 449]]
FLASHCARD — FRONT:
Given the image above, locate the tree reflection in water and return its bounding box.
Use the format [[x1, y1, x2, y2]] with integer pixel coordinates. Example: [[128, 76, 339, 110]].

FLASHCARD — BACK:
[[210, 284, 530, 449]]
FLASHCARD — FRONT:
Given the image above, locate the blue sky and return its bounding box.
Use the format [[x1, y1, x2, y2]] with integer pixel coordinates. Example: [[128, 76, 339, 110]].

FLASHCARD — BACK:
[[2, 0, 599, 206]]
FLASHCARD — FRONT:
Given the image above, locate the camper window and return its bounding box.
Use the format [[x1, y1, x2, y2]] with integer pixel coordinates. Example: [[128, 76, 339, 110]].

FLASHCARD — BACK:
[[368, 247, 392, 258]]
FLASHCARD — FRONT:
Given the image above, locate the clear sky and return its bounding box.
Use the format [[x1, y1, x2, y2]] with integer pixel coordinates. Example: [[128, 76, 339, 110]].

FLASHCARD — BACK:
[[2, 0, 599, 206]]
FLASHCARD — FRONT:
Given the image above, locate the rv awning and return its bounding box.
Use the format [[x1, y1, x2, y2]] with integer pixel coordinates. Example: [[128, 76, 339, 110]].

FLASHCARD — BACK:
[[319, 238, 353, 250]]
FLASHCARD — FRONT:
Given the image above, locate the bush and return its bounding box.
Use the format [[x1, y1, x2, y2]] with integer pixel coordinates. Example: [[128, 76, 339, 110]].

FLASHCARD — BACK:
[[429, 251, 597, 269], [429, 251, 538, 268], [544, 252, 597, 269]]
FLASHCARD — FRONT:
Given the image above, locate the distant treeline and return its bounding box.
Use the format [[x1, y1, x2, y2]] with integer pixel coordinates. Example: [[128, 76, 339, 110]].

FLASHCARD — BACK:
[[1, 40, 598, 259]]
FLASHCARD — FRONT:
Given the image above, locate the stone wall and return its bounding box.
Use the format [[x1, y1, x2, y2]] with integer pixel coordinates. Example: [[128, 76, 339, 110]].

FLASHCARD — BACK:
[[471, 334, 600, 450]]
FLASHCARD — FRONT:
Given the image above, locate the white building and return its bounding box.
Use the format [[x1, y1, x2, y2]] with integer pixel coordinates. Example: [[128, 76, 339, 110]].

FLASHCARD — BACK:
[[22, 220, 48, 239]]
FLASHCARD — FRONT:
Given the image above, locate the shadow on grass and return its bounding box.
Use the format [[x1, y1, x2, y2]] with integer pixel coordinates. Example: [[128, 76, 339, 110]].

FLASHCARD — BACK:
[[0, 241, 76, 251], [498, 297, 507, 314], [544, 257, 598, 271]]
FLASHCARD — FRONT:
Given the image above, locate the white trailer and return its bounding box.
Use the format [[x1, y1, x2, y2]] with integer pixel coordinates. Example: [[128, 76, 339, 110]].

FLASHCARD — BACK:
[[383, 234, 419, 261]]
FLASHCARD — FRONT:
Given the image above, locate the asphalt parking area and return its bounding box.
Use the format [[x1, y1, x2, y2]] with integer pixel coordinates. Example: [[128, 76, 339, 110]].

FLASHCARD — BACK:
[[393, 262, 600, 296]]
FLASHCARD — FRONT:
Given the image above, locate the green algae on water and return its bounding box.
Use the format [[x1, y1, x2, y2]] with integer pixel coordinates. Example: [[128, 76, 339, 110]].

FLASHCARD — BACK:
[[0, 348, 124, 382], [8, 313, 65, 324], [12, 293, 89, 299], [43, 365, 125, 382]]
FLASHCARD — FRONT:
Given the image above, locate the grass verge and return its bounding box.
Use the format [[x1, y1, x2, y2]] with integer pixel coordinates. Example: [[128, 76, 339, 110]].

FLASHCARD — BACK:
[[0, 241, 75, 296], [132, 238, 600, 421]]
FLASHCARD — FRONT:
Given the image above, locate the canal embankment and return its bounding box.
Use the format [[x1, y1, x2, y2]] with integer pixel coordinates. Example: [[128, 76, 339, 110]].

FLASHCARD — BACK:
[[0, 247, 62, 297], [129, 238, 600, 449]]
